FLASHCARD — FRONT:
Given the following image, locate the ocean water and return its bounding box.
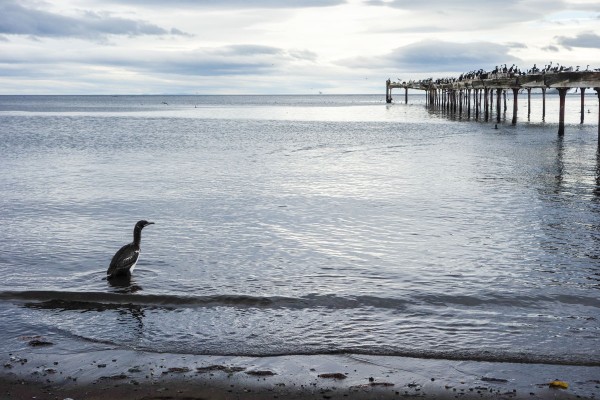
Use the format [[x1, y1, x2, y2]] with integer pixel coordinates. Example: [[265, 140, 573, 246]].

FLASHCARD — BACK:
[[0, 94, 599, 366]]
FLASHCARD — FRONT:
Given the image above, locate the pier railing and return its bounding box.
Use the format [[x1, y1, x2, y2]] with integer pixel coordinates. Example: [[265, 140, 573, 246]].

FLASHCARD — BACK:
[[386, 72, 600, 138]]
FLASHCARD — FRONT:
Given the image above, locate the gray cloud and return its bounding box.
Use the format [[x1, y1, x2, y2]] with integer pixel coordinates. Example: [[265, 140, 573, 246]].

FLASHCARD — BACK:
[[542, 45, 560, 52], [555, 31, 600, 49], [0, 1, 189, 39], [103, 0, 345, 8], [506, 42, 528, 49], [150, 45, 318, 76], [214, 45, 283, 57], [364, 0, 556, 11], [148, 46, 282, 76], [343, 40, 520, 73], [369, 25, 450, 34], [365, 0, 480, 8], [288, 49, 318, 61], [365, 0, 564, 26], [0, 43, 316, 78]]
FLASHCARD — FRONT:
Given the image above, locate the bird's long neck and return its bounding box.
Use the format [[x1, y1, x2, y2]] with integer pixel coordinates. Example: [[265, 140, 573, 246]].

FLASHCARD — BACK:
[[133, 226, 143, 246]]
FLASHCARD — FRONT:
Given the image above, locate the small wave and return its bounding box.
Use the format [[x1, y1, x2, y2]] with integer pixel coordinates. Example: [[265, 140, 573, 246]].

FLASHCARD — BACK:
[[415, 292, 600, 308], [0, 290, 277, 310], [2, 290, 599, 367], [1, 290, 598, 311], [0, 290, 411, 311]]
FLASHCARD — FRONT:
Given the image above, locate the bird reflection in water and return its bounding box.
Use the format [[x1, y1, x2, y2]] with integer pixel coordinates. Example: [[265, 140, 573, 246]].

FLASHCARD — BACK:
[[23, 275, 146, 336], [594, 146, 600, 199], [106, 275, 145, 330], [107, 274, 143, 294]]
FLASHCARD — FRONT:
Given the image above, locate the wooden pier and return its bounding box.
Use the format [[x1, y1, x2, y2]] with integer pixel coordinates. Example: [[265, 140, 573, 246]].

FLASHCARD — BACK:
[[386, 71, 600, 139]]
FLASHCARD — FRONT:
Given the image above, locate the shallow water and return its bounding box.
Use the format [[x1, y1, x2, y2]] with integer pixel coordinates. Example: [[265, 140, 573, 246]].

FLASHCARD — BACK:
[[0, 94, 599, 365]]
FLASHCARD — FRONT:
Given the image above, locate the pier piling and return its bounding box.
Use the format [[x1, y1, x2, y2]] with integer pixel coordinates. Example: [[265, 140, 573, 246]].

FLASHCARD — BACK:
[[467, 89, 471, 118], [496, 89, 501, 123], [596, 88, 600, 140], [385, 79, 392, 103], [512, 88, 518, 125], [527, 88, 531, 120], [558, 88, 568, 136], [484, 88, 489, 121], [541, 88, 546, 122], [580, 88, 586, 124]]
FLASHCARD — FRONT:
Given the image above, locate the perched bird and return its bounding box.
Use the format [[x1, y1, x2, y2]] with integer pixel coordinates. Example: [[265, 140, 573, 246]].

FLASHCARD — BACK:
[[107, 220, 154, 279]]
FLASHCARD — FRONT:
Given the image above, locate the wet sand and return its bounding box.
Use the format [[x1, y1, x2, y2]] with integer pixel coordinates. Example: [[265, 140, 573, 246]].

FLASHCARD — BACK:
[[2, 347, 599, 399]]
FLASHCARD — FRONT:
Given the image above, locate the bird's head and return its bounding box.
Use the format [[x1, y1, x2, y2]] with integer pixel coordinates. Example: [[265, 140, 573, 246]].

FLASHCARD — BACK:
[[136, 220, 155, 230]]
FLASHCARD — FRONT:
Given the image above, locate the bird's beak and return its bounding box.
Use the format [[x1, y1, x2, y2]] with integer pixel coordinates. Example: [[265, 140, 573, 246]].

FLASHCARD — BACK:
[[146, 222, 155, 226]]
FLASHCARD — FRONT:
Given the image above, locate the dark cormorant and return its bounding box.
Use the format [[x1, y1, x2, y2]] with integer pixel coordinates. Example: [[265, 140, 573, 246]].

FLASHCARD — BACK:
[[107, 220, 154, 279]]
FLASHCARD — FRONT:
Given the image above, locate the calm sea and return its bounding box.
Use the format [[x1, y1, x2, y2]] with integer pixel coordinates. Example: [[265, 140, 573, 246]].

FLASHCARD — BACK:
[[0, 94, 599, 365]]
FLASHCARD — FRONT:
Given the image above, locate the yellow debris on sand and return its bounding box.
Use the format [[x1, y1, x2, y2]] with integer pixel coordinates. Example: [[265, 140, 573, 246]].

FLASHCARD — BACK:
[[549, 380, 569, 389]]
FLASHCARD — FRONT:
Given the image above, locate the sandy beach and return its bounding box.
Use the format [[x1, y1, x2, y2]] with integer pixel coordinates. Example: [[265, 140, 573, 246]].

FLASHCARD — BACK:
[[2, 345, 599, 399]]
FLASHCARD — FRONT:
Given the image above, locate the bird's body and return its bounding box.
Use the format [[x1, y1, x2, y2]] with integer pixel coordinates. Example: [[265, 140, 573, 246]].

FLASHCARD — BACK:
[[107, 220, 154, 279]]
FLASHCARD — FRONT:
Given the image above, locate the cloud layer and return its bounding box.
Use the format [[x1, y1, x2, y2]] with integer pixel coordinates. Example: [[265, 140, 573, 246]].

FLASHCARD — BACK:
[[0, 1, 187, 39], [0, 0, 598, 94]]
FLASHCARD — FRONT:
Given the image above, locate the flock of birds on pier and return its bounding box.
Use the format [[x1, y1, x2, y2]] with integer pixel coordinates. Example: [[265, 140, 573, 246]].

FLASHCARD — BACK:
[[398, 63, 599, 86]]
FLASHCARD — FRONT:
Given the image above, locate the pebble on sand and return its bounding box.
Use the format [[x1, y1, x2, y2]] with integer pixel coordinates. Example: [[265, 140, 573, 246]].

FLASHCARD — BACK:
[[318, 373, 347, 380]]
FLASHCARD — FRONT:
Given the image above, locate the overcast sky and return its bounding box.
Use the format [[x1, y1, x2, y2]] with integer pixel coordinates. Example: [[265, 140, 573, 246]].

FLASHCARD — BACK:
[[1, 0, 599, 94]]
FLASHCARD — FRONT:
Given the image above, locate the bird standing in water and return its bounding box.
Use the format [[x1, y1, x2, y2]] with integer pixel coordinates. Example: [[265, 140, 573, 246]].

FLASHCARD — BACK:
[[107, 220, 154, 279]]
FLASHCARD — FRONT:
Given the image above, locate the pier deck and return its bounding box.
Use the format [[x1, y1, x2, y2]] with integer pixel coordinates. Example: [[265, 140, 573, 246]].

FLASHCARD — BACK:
[[386, 71, 600, 138]]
